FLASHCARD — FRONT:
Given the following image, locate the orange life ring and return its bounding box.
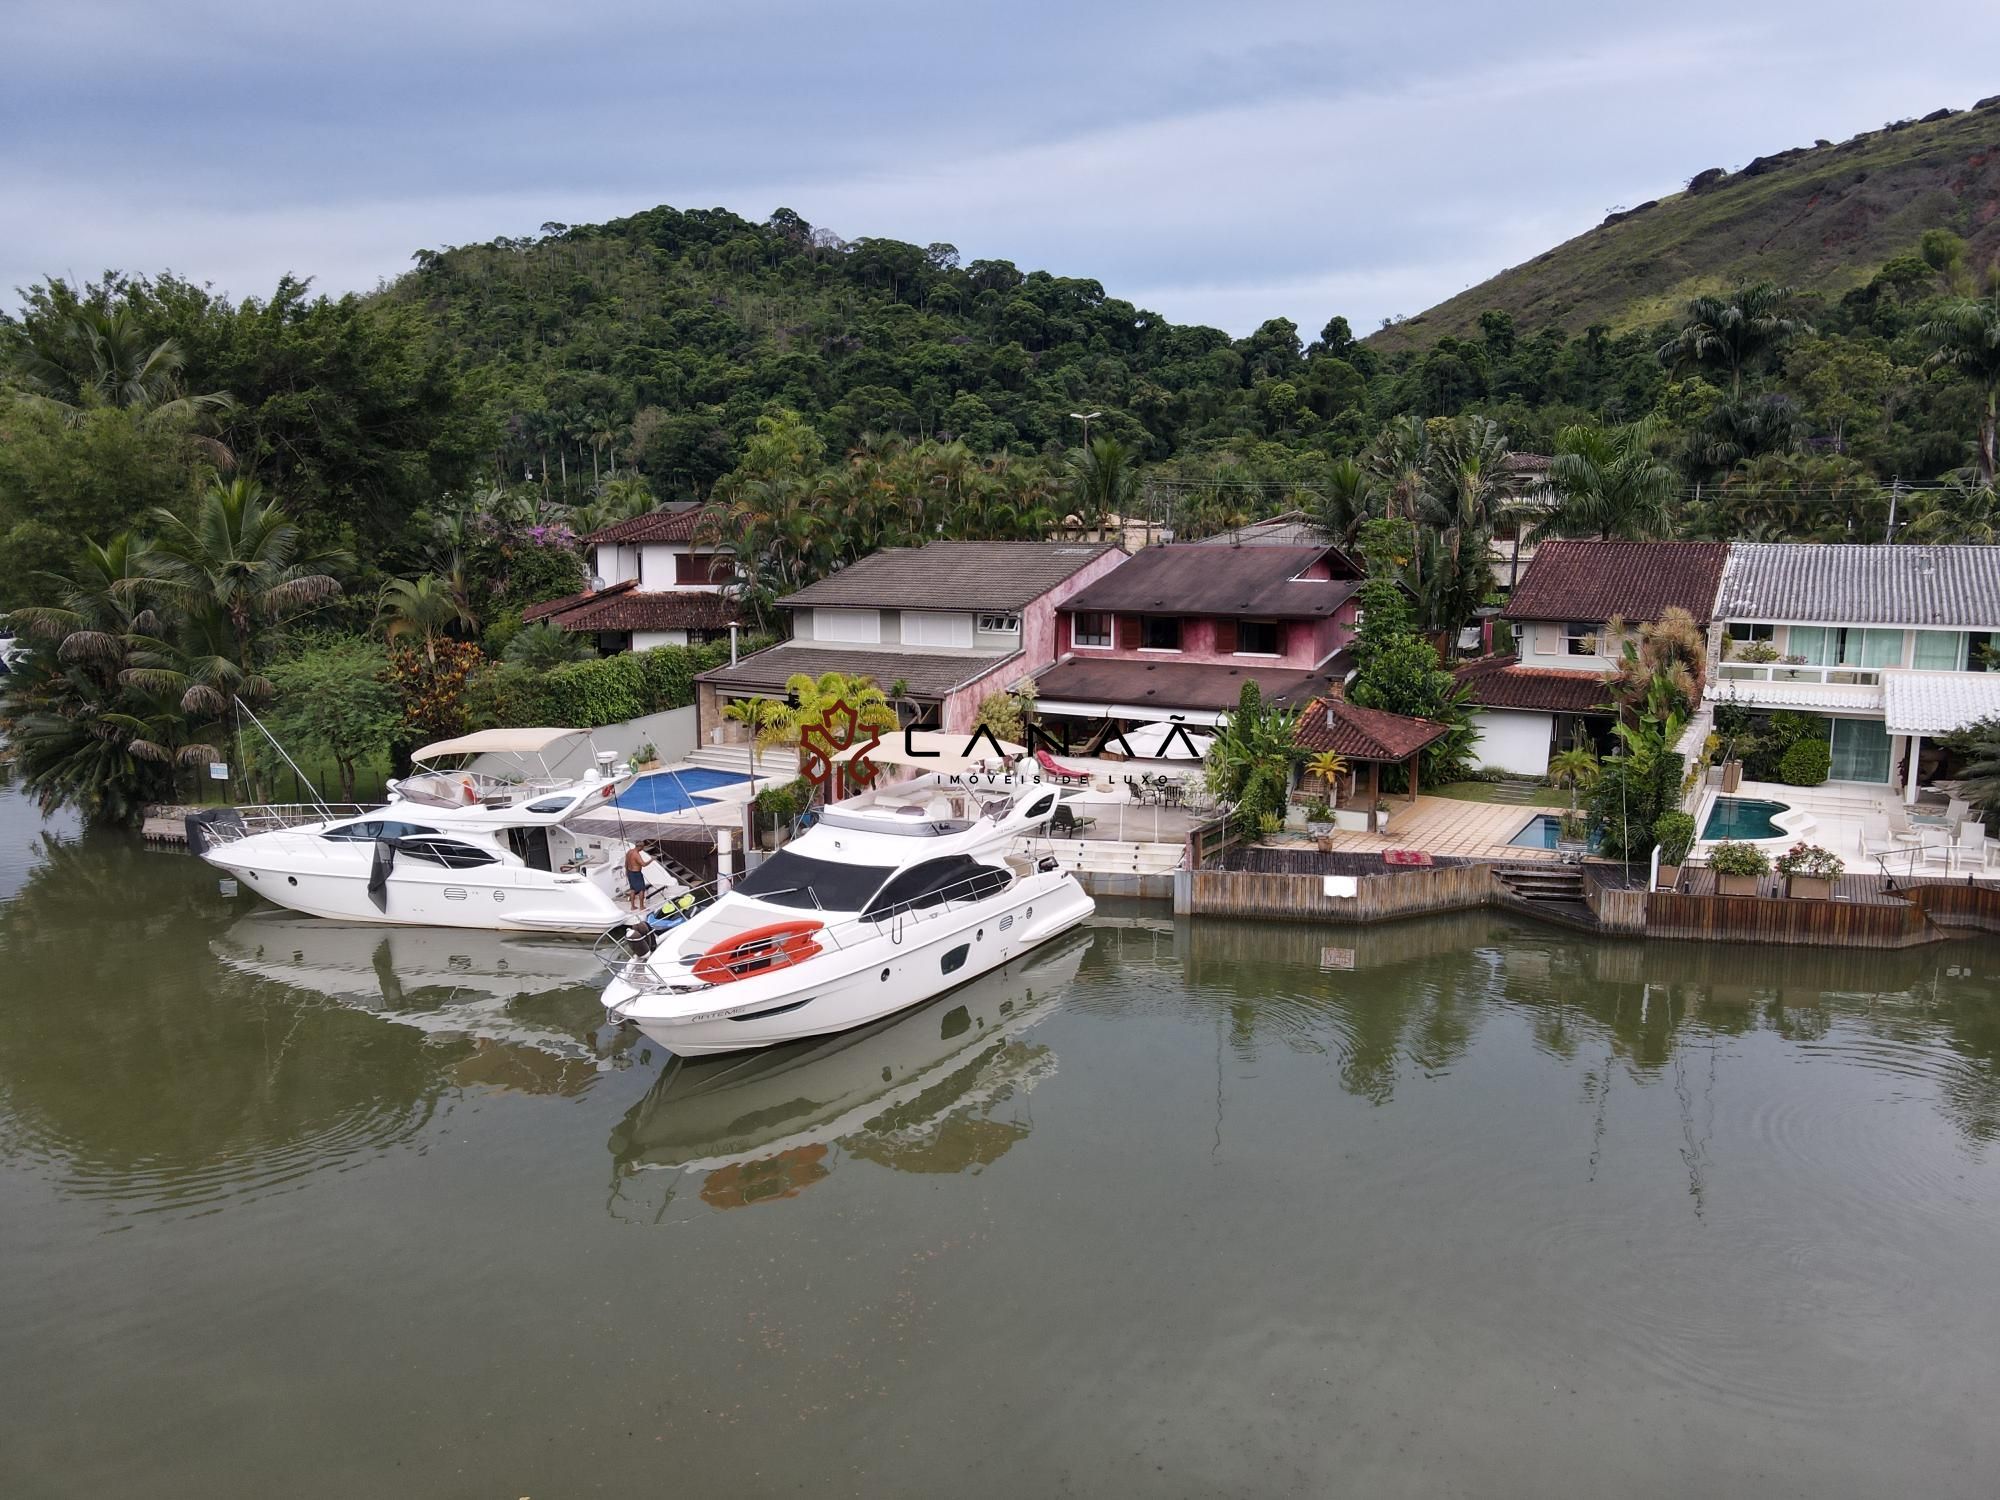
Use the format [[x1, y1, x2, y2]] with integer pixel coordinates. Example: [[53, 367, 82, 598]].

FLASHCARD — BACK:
[[691, 919, 824, 985]]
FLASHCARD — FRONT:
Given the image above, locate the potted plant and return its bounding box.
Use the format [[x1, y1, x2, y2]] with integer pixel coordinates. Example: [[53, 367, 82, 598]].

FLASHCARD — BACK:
[[1775, 841, 1843, 899], [631, 741, 659, 772], [1709, 839, 1769, 896], [1556, 811, 1590, 854], [1304, 750, 1347, 805], [1304, 800, 1335, 852], [1652, 809, 1696, 890]]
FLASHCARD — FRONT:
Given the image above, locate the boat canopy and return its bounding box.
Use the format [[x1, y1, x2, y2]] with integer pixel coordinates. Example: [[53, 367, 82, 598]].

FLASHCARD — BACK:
[[412, 727, 585, 762], [831, 730, 1026, 776]]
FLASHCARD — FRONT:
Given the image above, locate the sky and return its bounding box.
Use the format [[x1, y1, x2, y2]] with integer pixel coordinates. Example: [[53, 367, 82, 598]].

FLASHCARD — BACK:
[[4, 0, 1995, 337]]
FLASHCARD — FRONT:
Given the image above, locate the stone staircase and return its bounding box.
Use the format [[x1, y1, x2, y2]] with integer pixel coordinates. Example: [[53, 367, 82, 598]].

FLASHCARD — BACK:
[[1484, 780, 1550, 805], [686, 743, 763, 776], [1492, 865, 1598, 931]]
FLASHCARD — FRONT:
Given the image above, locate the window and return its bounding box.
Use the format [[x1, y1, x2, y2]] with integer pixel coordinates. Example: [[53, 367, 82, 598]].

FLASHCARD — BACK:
[[1727, 623, 1775, 644], [396, 838, 499, 869], [977, 613, 1020, 635], [1236, 619, 1280, 655], [940, 944, 970, 975], [734, 850, 896, 911], [676, 551, 722, 585], [812, 609, 882, 644], [321, 819, 436, 843], [1791, 626, 1902, 670], [1140, 616, 1182, 651], [1829, 718, 1891, 783], [1913, 630, 1966, 671], [1564, 621, 1601, 656], [1072, 611, 1112, 648], [901, 610, 974, 647]]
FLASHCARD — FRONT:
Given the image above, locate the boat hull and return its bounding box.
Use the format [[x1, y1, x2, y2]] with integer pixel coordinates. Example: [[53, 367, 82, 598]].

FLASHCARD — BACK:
[[605, 870, 1095, 1055], [203, 845, 635, 935]]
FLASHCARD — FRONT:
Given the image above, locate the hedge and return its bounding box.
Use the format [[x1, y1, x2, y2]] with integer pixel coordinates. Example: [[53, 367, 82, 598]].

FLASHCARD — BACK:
[[1777, 737, 1832, 787], [493, 639, 742, 729]]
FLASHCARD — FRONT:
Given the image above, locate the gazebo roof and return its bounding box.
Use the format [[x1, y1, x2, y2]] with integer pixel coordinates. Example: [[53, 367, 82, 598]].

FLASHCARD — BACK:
[[1293, 697, 1449, 763]]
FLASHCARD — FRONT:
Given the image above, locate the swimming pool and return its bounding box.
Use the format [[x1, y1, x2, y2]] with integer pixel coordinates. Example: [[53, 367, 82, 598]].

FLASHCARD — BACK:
[[614, 767, 751, 815], [1509, 813, 1599, 849], [1701, 797, 1790, 841]]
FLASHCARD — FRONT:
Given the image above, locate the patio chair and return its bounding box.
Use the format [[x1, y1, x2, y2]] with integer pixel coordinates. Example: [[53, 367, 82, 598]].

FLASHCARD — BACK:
[[1946, 796, 1971, 824], [1916, 829, 1955, 873], [1050, 804, 1096, 838], [1952, 828, 1993, 873], [1884, 806, 1922, 843], [1859, 816, 1903, 859]]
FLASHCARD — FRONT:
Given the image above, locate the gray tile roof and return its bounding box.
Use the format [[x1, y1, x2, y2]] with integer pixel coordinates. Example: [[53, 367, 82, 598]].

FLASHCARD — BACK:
[[1061, 543, 1362, 618], [1716, 544, 2000, 627], [779, 542, 1116, 612], [695, 643, 1022, 699]]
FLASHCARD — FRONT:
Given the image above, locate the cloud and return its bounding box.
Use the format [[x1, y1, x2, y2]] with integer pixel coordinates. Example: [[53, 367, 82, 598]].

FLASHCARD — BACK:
[[5, 1, 1997, 334]]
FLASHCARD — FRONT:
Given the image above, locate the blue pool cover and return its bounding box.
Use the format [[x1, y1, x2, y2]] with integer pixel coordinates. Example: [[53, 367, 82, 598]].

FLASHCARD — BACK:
[[613, 768, 751, 815]]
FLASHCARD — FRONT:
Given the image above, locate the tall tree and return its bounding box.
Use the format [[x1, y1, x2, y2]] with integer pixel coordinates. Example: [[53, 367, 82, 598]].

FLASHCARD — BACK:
[[1919, 281, 2000, 483], [1540, 423, 1678, 540], [1658, 283, 1811, 398]]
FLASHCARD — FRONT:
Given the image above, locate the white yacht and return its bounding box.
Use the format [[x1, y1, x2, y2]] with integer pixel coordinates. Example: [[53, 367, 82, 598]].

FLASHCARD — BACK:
[[196, 728, 675, 935], [599, 740, 1096, 1056]]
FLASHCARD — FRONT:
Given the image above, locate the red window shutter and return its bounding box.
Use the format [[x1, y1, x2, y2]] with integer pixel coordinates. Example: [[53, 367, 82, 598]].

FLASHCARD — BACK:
[[1118, 615, 1141, 650], [1214, 619, 1236, 654], [1056, 613, 1070, 652], [677, 552, 715, 585]]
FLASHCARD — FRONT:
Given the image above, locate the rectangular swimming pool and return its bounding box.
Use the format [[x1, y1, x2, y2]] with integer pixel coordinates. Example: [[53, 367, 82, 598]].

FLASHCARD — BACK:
[[1701, 797, 1789, 841], [1509, 813, 1599, 849], [613, 768, 751, 815]]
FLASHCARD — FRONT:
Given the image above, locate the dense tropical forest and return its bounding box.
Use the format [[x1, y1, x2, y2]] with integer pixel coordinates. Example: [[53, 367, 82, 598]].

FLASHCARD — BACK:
[[5, 101, 2000, 820]]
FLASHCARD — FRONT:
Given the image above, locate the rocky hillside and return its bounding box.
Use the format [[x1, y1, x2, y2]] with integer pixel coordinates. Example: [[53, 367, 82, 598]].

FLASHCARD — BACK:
[[1371, 98, 2000, 350]]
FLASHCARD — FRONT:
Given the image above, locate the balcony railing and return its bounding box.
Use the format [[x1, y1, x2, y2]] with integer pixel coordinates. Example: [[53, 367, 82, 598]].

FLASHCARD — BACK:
[[1715, 662, 1883, 687]]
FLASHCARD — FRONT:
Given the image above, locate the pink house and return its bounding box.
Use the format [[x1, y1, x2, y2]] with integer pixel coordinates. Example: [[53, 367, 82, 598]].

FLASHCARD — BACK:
[[693, 541, 1126, 742], [1036, 543, 1364, 728]]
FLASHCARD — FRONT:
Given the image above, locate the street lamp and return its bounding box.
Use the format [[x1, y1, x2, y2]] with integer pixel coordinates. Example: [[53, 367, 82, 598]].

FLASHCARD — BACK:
[[1069, 410, 1101, 449]]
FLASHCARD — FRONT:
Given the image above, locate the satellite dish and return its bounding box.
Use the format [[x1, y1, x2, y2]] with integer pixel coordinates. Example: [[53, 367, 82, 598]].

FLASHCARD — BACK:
[[588, 574, 607, 592]]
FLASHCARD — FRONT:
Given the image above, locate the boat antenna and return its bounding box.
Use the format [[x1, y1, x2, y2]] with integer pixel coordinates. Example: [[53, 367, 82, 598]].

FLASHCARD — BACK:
[[232, 694, 333, 813]]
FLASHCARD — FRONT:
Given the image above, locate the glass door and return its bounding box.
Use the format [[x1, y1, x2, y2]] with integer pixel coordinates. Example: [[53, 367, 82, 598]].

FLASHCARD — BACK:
[[1827, 718, 1890, 782]]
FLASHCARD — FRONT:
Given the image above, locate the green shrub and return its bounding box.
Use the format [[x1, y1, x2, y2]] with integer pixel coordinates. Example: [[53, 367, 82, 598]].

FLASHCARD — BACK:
[[1709, 840, 1770, 876], [1653, 809, 1697, 865], [1777, 737, 1831, 786]]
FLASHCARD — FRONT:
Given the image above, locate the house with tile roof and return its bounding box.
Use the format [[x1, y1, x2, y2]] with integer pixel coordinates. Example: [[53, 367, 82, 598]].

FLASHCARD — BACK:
[[1707, 543, 2000, 798], [1033, 542, 1365, 733], [693, 541, 1124, 742], [1461, 540, 1730, 775], [523, 505, 743, 650]]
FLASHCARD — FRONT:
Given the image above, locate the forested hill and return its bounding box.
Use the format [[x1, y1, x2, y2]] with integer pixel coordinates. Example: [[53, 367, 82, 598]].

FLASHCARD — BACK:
[[1371, 98, 2000, 351], [392, 203, 1324, 491]]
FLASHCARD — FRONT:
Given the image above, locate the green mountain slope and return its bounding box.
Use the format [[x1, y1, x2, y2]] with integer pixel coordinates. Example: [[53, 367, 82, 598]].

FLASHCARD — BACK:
[[1372, 99, 2000, 350]]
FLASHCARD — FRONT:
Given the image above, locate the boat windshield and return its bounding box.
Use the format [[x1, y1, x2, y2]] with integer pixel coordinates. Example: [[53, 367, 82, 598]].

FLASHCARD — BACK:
[[732, 851, 896, 912]]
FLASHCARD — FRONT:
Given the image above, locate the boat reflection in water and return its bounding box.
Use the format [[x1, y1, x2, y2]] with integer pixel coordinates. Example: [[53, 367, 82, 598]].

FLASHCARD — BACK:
[[610, 931, 1092, 1207], [213, 913, 619, 1073]]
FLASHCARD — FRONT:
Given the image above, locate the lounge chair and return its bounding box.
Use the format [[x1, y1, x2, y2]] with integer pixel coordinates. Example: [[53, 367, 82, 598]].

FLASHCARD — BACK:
[[1916, 829, 1955, 873], [1946, 797, 1972, 825], [1035, 749, 1091, 785]]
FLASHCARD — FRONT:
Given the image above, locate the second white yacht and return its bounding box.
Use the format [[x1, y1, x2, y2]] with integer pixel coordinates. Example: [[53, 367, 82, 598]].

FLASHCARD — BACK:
[[599, 754, 1096, 1056]]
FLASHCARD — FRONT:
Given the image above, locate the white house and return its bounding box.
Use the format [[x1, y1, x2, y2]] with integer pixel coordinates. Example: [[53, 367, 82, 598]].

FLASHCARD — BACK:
[[1706, 543, 2000, 799], [524, 505, 741, 651]]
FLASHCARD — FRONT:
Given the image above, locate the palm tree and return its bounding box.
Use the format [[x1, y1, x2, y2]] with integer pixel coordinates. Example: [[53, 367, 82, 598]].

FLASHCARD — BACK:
[[1658, 283, 1812, 398], [721, 695, 786, 790], [377, 574, 477, 665], [1304, 749, 1348, 805], [1065, 436, 1141, 532], [1919, 282, 2000, 483], [144, 478, 346, 708], [1540, 423, 1679, 541], [1904, 472, 2000, 543], [6, 297, 234, 429], [1547, 744, 1600, 817], [503, 621, 589, 672]]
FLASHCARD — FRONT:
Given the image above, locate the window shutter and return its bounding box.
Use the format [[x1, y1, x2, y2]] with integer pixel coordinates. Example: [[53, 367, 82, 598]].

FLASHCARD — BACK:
[[1214, 619, 1237, 654], [1119, 615, 1141, 650], [1056, 613, 1070, 652]]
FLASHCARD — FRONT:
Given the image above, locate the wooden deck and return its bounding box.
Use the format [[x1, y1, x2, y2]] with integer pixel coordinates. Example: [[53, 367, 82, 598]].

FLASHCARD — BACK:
[[1266, 796, 1563, 863]]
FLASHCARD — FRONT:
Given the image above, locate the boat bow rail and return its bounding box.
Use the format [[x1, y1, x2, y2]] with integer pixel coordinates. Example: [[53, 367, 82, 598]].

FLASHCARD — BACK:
[[190, 803, 376, 848]]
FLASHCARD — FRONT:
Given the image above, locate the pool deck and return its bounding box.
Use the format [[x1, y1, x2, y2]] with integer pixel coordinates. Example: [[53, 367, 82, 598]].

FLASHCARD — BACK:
[[1696, 778, 1999, 884], [1256, 796, 1565, 863]]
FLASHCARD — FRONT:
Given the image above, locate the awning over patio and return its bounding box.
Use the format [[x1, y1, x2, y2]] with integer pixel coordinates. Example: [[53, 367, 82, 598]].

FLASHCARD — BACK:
[[1884, 669, 2000, 737]]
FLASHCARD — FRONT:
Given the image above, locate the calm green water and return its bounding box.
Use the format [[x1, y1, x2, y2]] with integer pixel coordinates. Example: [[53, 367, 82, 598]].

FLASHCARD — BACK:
[[5, 778, 2000, 1498]]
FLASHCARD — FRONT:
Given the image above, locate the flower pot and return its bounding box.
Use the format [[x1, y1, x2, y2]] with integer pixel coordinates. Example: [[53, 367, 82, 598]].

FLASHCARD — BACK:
[[1786, 874, 1834, 900], [1720, 760, 1743, 793], [1657, 862, 1682, 891], [1717, 872, 1761, 896]]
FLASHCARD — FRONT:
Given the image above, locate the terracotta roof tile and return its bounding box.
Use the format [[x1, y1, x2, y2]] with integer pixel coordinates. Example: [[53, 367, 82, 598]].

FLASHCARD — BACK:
[[1503, 541, 1727, 625], [584, 506, 710, 545], [696, 643, 1021, 699], [1293, 697, 1450, 762], [1035, 656, 1334, 713], [1453, 656, 1613, 713], [526, 580, 742, 633]]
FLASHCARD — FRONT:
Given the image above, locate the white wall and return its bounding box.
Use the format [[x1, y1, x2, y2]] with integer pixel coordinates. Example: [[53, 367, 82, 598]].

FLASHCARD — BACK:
[[632, 630, 689, 650], [804, 608, 882, 644], [902, 609, 974, 647], [1519, 619, 1621, 672], [1469, 708, 1554, 777], [467, 706, 699, 781]]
